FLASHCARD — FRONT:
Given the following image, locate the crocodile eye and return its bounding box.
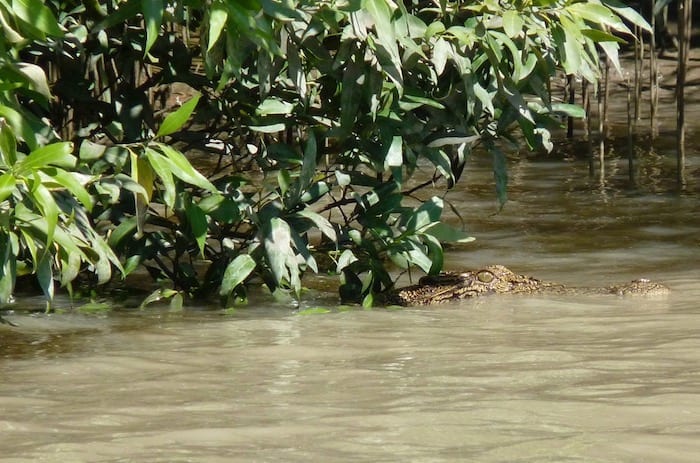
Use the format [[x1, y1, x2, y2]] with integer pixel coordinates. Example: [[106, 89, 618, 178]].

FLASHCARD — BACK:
[[476, 270, 494, 283]]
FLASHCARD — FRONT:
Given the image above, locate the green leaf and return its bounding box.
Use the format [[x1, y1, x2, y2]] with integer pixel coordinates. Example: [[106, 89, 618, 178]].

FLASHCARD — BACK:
[[12, 0, 64, 37], [16, 63, 51, 105], [256, 98, 295, 116], [384, 136, 402, 169], [0, 172, 16, 203], [363, 0, 402, 87], [79, 140, 107, 161], [567, 2, 626, 33], [108, 217, 138, 248], [207, 1, 228, 52], [59, 245, 82, 285], [31, 181, 59, 246], [156, 92, 201, 138], [17, 142, 75, 175], [296, 209, 337, 242], [402, 92, 445, 110], [142, 0, 163, 56], [264, 217, 295, 289], [602, 0, 651, 32], [144, 148, 176, 207], [220, 254, 256, 296], [186, 203, 208, 257], [580, 28, 625, 43], [0, 118, 17, 167], [294, 133, 317, 202], [405, 196, 443, 233], [432, 37, 451, 76], [502, 9, 523, 38], [42, 168, 94, 211], [249, 123, 286, 133], [336, 249, 358, 273], [0, 105, 40, 151], [90, 233, 122, 283], [0, 236, 16, 304], [551, 103, 585, 118], [170, 293, 184, 312], [36, 252, 54, 304], [156, 144, 218, 193], [552, 24, 580, 76], [491, 146, 508, 206], [139, 288, 179, 309]]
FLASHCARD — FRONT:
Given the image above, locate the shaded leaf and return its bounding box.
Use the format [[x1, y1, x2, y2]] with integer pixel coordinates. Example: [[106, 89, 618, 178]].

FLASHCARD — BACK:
[[142, 0, 164, 56], [186, 203, 208, 257], [207, 1, 228, 52]]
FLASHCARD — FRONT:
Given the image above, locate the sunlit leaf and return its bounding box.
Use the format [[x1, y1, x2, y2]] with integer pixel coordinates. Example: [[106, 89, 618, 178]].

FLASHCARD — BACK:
[[156, 144, 217, 193], [220, 254, 257, 296], [17, 142, 75, 175], [12, 0, 63, 38], [551, 103, 586, 118], [31, 181, 59, 246], [249, 123, 286, 133], [264, 217, 294, 287], [256, 98, 294, 116], [602, 0, 651, 32], [336, 249, 358, 273], [0, 172, 16, 203], [405, 196, 443, 233], [16, 63, 51, 105], [139, 288, 179, 309], [156, 92, 201, 138], [0, 105, 40, 150], [384, 136, 402, 169], [502, 9, 523, 38], [42, 168, 93, 211], [144, 148, 176, 207], [136, 155, 155, 202], [567, 2, 626, 32], [296, 209, 337, 241]]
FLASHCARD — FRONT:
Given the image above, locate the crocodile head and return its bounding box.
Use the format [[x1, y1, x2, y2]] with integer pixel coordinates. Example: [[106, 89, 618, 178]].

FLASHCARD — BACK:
[[386, 264, 546, 306]]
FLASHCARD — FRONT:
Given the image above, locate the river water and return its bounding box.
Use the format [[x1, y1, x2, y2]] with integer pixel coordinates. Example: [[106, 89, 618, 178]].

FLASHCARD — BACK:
[[2, 139, 700, 461]]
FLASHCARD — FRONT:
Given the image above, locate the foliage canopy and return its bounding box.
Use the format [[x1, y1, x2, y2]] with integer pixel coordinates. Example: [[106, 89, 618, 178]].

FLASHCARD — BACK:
[[0, 0, 649, 308]]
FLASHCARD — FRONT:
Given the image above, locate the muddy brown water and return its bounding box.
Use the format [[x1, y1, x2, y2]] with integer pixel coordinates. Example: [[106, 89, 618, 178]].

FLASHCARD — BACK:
[[3, 54, 700, 461]]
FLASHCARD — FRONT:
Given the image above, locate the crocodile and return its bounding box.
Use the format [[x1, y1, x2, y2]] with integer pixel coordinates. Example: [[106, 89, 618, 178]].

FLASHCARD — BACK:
[[385, 264, 669, 306]]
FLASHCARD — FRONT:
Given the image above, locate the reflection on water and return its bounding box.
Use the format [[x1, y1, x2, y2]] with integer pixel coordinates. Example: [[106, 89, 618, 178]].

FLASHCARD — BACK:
[[2, 148, 700, 462]]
